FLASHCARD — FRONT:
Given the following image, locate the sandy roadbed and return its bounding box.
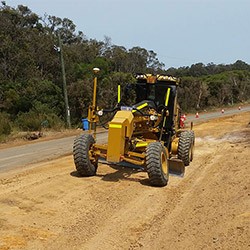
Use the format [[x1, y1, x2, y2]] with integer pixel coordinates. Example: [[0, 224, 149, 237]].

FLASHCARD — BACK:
[[0, 113, 249, 250]]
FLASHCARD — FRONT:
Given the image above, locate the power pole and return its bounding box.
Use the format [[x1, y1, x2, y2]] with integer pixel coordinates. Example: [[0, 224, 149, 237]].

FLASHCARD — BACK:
[[58, 34, 71, 128]]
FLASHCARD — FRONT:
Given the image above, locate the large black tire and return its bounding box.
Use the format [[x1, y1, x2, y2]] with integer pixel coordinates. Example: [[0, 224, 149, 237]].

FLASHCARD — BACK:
[[177, 131, 192, 166], [73, 134, 98, 176], [146, 142, 169, 187], [188, 130, 195, 162]]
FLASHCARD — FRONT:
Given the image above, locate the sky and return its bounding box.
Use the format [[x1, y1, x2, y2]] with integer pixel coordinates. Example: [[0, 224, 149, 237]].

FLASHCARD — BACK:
[[7, 0, 250, 69]]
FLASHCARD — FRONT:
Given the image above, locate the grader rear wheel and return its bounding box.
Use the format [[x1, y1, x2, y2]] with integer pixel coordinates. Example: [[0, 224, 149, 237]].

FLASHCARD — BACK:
[[73, 134, 98, 176], [177, 131, 192, 166], [188, 130, 195, 162], [146, 142, 169, 187]]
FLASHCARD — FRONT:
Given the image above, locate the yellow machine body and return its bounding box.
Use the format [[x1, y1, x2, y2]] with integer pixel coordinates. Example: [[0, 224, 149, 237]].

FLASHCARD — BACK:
[[107, 110, 134, 162]]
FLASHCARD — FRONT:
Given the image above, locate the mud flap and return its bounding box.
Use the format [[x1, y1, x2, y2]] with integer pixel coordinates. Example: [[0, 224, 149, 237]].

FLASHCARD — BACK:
[[168, 158, 185, 177]]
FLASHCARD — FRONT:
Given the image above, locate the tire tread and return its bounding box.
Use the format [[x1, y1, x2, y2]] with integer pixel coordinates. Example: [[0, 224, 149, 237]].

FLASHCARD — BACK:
[[146, 142, 169, 187], [73, 134, 97, 176]]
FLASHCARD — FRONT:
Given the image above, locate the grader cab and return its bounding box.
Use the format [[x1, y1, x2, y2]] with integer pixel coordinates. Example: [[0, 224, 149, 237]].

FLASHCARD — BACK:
[[73, 72, 195, 187]]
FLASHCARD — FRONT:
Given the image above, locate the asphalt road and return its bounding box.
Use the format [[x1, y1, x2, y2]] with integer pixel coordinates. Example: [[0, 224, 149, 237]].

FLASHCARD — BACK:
[[0, 132, 108, 172], [0, 106, 249, 172], [186, 105, 250, 124]]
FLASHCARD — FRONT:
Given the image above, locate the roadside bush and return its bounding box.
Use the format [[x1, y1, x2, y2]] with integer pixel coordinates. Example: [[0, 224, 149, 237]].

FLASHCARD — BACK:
[[15, 103, 65, 131], [0, 112, 12, 136], [42, 113, 65, 130]]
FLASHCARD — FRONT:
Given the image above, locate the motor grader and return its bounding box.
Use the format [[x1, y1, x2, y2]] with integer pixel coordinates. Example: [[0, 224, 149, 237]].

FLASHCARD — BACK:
[[73, 70, 195, 187]]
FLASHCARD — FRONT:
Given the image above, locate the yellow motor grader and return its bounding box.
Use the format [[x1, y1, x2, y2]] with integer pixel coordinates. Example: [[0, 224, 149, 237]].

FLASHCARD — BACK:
[[73, 70, 195, 187]]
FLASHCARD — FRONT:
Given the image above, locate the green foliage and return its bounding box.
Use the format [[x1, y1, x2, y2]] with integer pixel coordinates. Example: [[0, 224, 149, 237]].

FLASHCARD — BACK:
[[15, 102, 64, 131], [100, 72, 135, 107], [178, 70, 250, 111], [0, 112, 11, 136], [68, 78, 92, 123], [74, 57, 110, 79]]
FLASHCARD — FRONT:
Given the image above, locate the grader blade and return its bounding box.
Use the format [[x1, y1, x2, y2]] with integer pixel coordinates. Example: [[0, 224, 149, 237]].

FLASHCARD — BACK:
[[168, 158, 185, 176]]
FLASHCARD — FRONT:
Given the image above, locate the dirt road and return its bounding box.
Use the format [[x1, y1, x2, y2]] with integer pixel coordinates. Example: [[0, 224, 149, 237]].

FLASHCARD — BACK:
[[0, 112, 249, 250]]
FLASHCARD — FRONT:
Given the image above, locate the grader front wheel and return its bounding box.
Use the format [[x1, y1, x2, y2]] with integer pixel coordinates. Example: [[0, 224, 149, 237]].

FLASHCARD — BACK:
[[73, 134, 98, 176], [146, 142, 169, 187]]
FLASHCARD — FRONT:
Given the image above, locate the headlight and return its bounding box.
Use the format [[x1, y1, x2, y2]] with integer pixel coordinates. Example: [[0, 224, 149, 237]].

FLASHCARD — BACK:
[[150, 115, 157, 121], [97, 110, 103, 116]]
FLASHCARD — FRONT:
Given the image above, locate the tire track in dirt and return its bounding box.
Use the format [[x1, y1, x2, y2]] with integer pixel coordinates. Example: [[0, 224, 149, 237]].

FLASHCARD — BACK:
[[32, 138, 225, 250], [132, 137, 250, 250], [79, 140, 223, 250]]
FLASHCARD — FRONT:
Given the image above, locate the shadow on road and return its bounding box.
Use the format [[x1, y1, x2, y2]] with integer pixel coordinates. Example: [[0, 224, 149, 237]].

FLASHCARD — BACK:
[[70, 164, 151, 186], [70, 171, 84, 178], [97, 164, 145, 183]]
